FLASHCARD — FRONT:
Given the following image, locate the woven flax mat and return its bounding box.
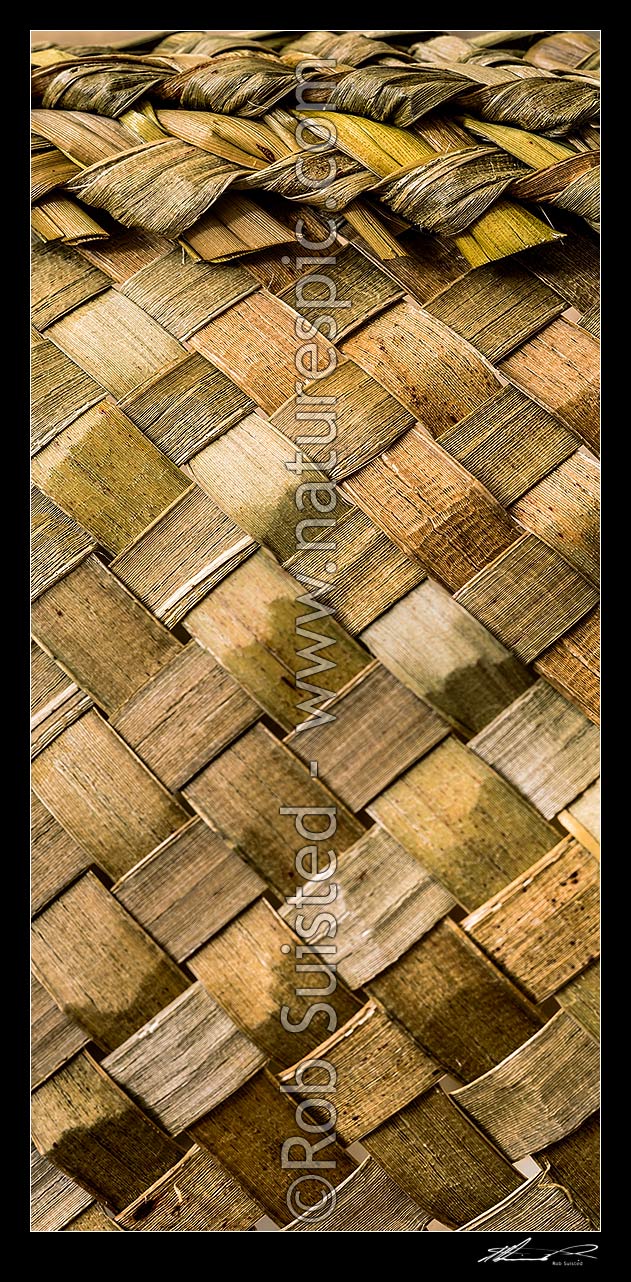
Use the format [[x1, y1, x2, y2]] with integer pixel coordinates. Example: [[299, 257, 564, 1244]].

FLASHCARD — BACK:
[[30, 29, 600, 1233]]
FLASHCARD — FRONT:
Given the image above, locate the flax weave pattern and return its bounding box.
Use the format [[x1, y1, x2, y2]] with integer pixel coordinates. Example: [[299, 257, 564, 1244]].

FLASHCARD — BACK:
[[31, 28, 600, 1233]]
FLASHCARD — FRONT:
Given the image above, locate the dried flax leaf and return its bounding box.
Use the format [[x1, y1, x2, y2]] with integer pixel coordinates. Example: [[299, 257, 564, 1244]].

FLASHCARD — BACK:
[[341, 299, 502, 431], [67, 140, 243, 238], [458, 113, 577, 166], [242, 149, 375, 208], [120, 249, 258, 340], [280, 241, 404, 337], [454, 534, 598, 664], [113, 816, 264, 963], [343, 429, 517, 590], [32, 131, 53, 153], [31, 1148, 92, 1233], [102, 983, 265, 1133], [368, 918, 543, 1085], [286, 662, 448, 810], [453, 1012, 599, 1160], [552, 165, 600, 233], [458, 1171, 592, 1232], [188, 411, 352, 562], [155, 32, 269, 56], [524, 31, 600, 72], [31, 333, 105, 452], [360, 576, 532, 736], [116, 1146, 262, 1232], [282, 1159, 429, 1233], [31, 197, 110, 244], [119, 354, 254, 465], [77, 224, 173, 281], [514, 223, 598, 313], [158, 56, 296, 114], [180, 193, 292, 261], [190, 898, 361, 1070], [31, 239, 110, 330], [30, 631, 93, 754], [31, 640, 75, 723], [341, 201, 408, 260], [414, 40, 529, 81], [459, 76, 599, 135], [32, 870, 189, 1052], [568, 122, 600, 151], [110, 639, 260, 791], [540, 1113, 600, 1229], [31, 45, 72, 67], [46, 290, 183, 398], [32, 400, 189, 554], [31, 486, 95, 600], [455, 198, 562, 267], [31, 792, 92, 917], [414, 110, 475, 150], [34, 56, 174, 117], [273, 357, 416, 479], [157, 108, 290, 165], [281, 824, 455, 988], [366, 1086, 522, 1228], [437, 386, 577, 507], [190, 289, 339, 415], [286, 506, 425, 636], [31, 674, 92, 763], [31, 1052, 184, 1213], [31, 554, 181, 716], [533, 607, 599, 727], [579, 304, 600, 338], [31, 709, 187, 881], [510, 148, 598, 197], [278, 1000, 441, 1144], [31, 973, 89, 1088], [375, 147, 525, 236], [110, 485, 256, 626], [560, 778, 601, 853], [313, 110, 436, 176], [32, 106, 141, 164], [556, 962, 600, 1041], [327, 65, 471, 128], [510, 448, 600, 586], [183, 720, 362, 901], [500, 316, 599, 453], [190, 1068, 356, 1226], [283, 30, 412, 67], [470, 679, 600, 819], [184, 550, 368, 732], [463, 836, 599, 1002], [31, 148, 80, 201], [426, 261, 565, 365], [370, 732, 555, 909], [119, 103, 172, 144], [64, 1205, 122, 1231]]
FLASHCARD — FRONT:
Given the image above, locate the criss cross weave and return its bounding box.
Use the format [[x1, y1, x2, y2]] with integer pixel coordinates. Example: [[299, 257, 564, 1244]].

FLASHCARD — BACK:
[[31, 28, 599, 1233]]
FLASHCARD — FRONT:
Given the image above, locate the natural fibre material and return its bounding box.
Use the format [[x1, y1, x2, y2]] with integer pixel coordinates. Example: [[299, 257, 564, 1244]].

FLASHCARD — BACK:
[[31, 29, 599, 1233]]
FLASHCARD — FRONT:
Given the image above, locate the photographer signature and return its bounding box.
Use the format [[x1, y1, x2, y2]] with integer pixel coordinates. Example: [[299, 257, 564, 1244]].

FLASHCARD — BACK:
[[478, 1238, 598, 1263]]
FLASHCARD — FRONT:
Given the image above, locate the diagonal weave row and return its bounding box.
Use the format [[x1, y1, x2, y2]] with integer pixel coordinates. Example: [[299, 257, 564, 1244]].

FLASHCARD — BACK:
[[31, 28, 600, 1233]]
